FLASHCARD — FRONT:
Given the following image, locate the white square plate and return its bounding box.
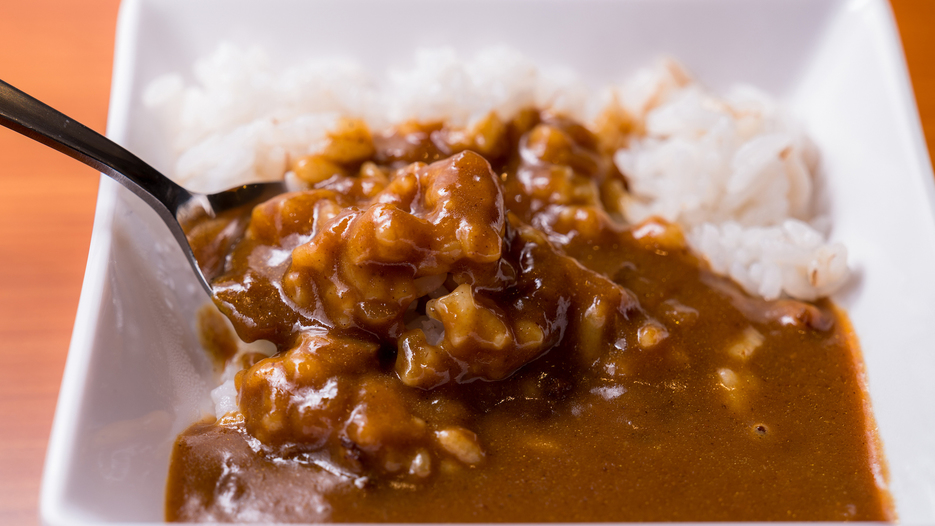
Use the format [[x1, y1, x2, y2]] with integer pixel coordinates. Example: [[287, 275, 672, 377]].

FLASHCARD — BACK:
[[40, 0, 935, 523]]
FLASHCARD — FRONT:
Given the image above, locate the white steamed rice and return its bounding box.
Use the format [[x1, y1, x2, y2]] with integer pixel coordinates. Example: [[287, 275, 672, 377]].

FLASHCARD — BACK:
[[145, 45, 848, 302]]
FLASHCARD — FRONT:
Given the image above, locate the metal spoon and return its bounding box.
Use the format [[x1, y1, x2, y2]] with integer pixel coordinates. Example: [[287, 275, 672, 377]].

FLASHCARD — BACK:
[[0, 78, 284, 296]]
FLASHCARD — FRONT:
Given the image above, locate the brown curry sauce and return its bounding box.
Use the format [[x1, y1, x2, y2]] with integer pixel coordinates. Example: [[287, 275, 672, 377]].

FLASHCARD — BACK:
[[167, 110, 893, 522]]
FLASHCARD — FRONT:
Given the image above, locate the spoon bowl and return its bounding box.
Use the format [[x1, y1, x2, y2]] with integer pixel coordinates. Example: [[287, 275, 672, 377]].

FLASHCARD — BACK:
[[0, 79, 285, 295]]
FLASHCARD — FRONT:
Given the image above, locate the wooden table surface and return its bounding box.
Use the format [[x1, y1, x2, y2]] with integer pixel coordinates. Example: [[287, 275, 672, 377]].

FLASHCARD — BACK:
[[0, 1, 932, 524]]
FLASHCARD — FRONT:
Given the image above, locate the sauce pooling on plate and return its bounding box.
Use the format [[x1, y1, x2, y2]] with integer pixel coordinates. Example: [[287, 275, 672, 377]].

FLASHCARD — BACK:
[[168, 111, 893, 522]]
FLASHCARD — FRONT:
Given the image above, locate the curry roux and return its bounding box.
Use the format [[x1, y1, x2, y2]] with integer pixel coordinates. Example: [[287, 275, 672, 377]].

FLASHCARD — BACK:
[[167, 110, 893, 522]]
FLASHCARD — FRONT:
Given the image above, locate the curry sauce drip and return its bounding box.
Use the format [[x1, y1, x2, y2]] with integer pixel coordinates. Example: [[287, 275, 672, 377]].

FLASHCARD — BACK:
[[168, 111, 892, 522]]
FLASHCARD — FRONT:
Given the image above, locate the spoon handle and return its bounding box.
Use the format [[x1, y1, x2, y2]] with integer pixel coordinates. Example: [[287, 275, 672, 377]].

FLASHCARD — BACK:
[[0, 78, 192, 224]]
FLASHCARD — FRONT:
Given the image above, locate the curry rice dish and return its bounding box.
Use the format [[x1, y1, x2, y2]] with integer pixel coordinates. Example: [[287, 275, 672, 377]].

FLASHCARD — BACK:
[[165, 108, 893, 521]]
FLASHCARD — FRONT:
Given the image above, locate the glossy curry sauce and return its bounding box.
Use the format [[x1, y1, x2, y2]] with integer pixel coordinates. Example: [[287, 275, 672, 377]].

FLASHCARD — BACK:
[[167, 111, 893, 521]]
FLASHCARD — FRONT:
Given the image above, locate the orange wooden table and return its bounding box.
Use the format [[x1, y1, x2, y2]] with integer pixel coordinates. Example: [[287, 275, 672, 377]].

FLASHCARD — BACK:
[[0, 1, 932, 524]]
